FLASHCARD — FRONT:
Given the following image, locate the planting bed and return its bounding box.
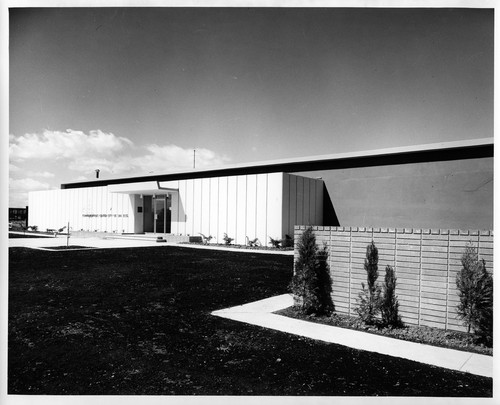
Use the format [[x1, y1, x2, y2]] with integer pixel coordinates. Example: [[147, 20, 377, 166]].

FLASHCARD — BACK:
[[182, 242, 293, 252], [9, 246, 492, 396], [277, 307, 493, 356], [41, 246, 94, 251]]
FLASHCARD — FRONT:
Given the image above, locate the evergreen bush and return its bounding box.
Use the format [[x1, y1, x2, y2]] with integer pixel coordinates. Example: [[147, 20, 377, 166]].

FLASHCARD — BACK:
[[456, 242, 493, 344], [356, 241, 382, 324], [380, 265, 403, 328], [289, 227, 334, 315]]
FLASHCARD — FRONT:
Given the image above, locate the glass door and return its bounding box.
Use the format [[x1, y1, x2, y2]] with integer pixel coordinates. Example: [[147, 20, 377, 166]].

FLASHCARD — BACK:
[[154, 197, 165, 234]]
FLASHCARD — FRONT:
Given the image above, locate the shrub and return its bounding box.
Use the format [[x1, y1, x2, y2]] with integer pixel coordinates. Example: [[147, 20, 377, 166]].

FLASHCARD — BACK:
[[222, 233, 233, 245], [269, 237, 281, 248], [456, 242, 493, 344], [289, 227, 334, 315], [282, 234, 294, 248], [380, 265, 403, 328], [356, 241, 382, 324]]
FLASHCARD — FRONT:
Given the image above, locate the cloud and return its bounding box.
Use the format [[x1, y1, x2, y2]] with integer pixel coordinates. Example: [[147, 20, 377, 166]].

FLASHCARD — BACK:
[[10, 177, 51, 192], [9, 177, 52, 207], [9, 129, 133, 161], [8, 129, 231, 204], [67, 144, 230, 176], [32, 171, 55, 178], [131, 144, 230, 174]]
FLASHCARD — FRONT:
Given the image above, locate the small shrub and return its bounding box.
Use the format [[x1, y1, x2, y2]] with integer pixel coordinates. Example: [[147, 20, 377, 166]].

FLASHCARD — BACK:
[[456, 242, 493, 344], [356, 241, 382, 324], [380, 265, 403, 328], [199, 233, 213, 244], [282, 234, 294, 248], [223, 233, 233, 245], [289, 227, 334, 315], [269, 237, 281, 248], [246, 237, 261, 247]]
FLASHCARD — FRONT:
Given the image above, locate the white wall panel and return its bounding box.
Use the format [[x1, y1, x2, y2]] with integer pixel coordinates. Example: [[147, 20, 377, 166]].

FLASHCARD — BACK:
[[193, 179, 203, 236], [97, 187, 104, 231], [209, 177, 219, 239], [226, 176, 237, 243], [28, 172, 322, 241], [255, 174, 268, 245], [201, 178, 211, 236], [266, 173, 283, 245], [246, 175, 257, 241], [177, 181, 187, 235], [235, 175, 247, 245], [217, 177, 228, 244], [185, 179, 194, 235]]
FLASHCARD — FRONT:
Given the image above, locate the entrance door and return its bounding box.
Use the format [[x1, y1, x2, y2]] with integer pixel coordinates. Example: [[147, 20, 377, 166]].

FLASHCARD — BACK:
[[154, 197, 165, 233]]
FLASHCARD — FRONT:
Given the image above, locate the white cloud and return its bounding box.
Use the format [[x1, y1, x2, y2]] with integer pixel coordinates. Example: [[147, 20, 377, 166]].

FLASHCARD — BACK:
[[9, 177, 52, 207], [10, 177, 50, 192], [22, 170, 55, 178], [8, 129, 230, 203], [67, 143, 230, 176], [9, 129, 133, 161], [33, 171, 55, 178], [72, 175, 89, 182], [130, 144, 230, 174]]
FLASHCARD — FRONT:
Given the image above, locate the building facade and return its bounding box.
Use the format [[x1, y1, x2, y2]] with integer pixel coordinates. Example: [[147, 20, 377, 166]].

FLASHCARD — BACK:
[[28, 172, 323, 245], [27, 138, 493, 243]]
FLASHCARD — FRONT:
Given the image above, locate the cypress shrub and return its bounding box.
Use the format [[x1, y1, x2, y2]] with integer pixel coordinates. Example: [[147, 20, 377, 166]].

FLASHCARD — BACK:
[[356, 241, 382, 324], [380, 265, 403, 328], [456, 243, 493, 344], [289, 227, 334, 315]]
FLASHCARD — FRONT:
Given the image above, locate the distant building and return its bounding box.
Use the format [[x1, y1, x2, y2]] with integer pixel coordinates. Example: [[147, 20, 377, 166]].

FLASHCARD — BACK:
[[28, 138, 493, 243], [9, 207, 28, 223]]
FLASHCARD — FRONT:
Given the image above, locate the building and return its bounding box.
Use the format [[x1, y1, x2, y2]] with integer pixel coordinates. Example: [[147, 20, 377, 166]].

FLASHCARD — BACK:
[[29, 172, 323, 244], [28, 138, 493, 244], [9, 207, 28, 222]]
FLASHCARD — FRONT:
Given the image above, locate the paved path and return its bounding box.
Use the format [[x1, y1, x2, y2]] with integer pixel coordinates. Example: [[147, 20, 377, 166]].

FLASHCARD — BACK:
[[212, 294, 493, 378], [8, 233, 293, 255]]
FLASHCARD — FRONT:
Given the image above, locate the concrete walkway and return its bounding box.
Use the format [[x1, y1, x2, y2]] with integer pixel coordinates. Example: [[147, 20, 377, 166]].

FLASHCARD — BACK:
[[212, 294, 493, 378], [8, 232, 293, 255]]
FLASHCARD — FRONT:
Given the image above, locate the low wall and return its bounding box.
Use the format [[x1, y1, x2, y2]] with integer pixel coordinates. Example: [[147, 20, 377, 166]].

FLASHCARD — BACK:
[[293, 226, 493, 332]]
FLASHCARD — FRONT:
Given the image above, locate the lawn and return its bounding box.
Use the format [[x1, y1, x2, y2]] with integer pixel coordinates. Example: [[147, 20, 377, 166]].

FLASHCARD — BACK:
[[8, 246, 492, 396]]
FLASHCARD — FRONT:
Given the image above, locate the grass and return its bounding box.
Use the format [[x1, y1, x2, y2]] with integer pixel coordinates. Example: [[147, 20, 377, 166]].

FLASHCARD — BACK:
[[8, 246, 492, 396]]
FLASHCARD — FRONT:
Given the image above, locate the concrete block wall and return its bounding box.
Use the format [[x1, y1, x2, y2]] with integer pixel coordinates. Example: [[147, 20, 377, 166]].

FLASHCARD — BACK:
[[294, 226, 493, 332]]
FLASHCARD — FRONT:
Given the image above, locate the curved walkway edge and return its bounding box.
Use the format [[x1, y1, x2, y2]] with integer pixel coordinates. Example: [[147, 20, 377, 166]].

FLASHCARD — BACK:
[[211, 294, 493, 378]]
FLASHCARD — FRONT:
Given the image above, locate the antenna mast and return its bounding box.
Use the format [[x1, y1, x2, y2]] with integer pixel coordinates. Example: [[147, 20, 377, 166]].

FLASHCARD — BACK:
[[193, 149, 196, 168]]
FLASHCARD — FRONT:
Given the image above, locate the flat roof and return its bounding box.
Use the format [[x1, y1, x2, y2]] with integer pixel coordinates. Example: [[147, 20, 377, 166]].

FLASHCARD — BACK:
[[61, 138, 493, 189]]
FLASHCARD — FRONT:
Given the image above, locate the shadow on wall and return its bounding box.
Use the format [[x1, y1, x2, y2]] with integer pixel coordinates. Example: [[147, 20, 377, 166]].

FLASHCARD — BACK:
[[323, 183, 340, 226]]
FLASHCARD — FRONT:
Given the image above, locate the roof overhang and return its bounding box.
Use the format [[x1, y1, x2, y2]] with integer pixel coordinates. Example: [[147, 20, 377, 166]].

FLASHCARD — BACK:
[[61, 137, 493, 189], [108, 181, 178, 195]]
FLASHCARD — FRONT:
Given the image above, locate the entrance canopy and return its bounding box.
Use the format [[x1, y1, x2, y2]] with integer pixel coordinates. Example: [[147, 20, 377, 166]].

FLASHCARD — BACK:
[[108, 181, 178, 195]]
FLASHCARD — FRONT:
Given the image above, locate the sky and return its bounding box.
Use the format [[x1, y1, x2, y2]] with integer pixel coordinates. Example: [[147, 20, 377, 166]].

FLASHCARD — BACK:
[[8, 6, 494, 207]]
